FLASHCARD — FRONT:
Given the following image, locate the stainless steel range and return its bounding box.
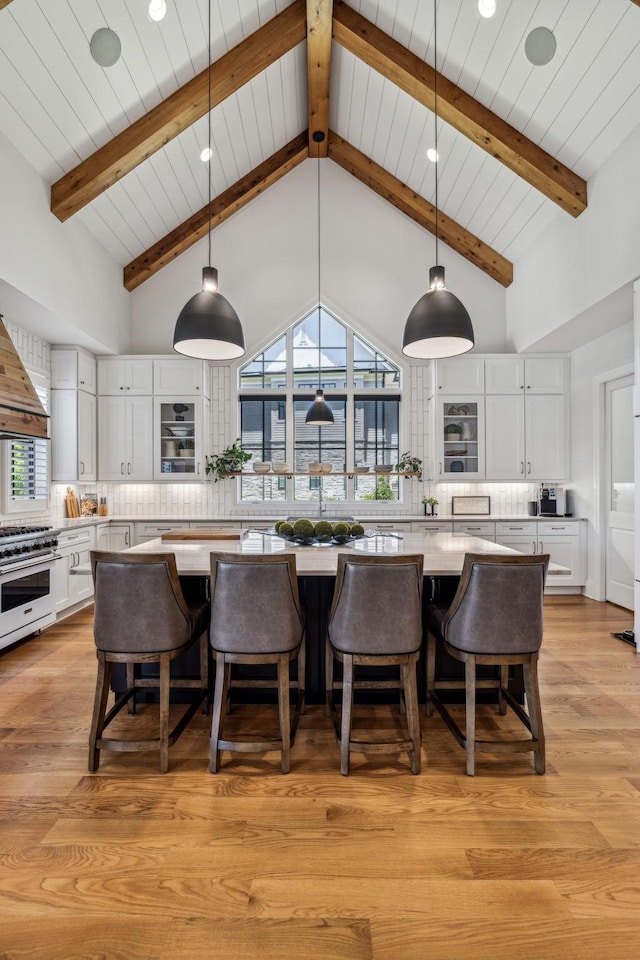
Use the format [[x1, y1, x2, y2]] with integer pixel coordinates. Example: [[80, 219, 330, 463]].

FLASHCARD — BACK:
[[0, 525, 59, 652]]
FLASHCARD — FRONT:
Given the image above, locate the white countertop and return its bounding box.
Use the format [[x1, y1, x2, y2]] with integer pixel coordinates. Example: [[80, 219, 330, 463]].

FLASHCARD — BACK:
[[127, 531, 566, 577]]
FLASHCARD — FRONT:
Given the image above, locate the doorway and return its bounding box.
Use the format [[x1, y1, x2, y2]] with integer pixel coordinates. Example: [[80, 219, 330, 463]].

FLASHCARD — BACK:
[[605, 374, 634, 609]]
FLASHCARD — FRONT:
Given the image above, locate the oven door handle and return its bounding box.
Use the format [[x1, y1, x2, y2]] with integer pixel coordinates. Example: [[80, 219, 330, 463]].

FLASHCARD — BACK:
[[0, 554, 57, 576]]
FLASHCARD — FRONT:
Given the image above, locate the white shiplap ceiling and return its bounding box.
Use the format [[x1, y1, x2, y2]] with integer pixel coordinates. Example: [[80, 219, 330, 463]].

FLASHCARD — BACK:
[[0, 0, 639, 280]]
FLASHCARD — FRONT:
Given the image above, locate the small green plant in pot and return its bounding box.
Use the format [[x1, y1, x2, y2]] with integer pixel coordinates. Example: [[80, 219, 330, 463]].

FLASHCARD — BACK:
[[422, 495, 439, 516], [395, 451, 422, 480], [444, 423, 462, 441], [205, 438, 251, 482]]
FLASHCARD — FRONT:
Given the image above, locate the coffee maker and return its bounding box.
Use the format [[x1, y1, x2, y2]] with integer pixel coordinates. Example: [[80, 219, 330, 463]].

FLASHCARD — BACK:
[[539, 484, 566, 516]]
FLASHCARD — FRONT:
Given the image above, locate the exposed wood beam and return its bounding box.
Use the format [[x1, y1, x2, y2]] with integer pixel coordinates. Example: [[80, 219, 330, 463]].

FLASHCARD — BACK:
[[332, 0, 587, 218], [0, 1, 14, 10], [51, 0, 306, 222], [328, 131, 513, 287], [307, 0, 333, 158], [631, 1, 640, 7], [124, 132, 309, 291]]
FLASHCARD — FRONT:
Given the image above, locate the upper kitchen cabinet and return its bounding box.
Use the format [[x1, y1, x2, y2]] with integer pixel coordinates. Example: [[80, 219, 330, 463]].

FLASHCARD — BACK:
[[51, 347, 96, 394], [435, 357, 484, 395], [153, 358, 209, 397], [51, 389, 96, 483], [98, 395, 153, 482], [154, 396, 209, 481], [97, 358, 153, 396], [435, 397, 485, 480], [485, 394, 567, 481], [485, 357, 566, 394]]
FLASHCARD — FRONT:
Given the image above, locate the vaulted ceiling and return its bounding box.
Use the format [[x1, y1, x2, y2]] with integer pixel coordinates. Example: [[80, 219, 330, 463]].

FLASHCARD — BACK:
[[1, 0, 639, 294]]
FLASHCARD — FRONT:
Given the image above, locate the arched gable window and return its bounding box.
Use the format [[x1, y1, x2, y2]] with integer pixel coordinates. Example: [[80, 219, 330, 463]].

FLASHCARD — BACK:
[[238, 308, 401, 504]]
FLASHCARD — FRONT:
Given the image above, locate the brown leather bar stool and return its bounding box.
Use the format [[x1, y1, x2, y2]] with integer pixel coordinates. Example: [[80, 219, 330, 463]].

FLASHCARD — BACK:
[[426, 552, 549, 776], [89, 551, 210, 774], [209, 552, 305, 774], [326, 553, 424, 776]]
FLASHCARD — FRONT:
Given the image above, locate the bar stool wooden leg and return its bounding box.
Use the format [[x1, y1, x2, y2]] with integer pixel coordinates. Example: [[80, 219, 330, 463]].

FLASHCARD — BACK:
[[465, 656, 476, 777], [278, 654, 291, 774], [210, 652, 229, 773], [89, 654, 110, 773], [159, 653, 171, 775], [297, 636, 306, 716], [524, 658, 546, 774], [199, 633, 210, 716], [498, 664, 508, 715], [325, 638, 334, 716], [426, 633, 436, 717], [126, 662, 136, 715], [340, 654, 354, 776], [402, 660, 421, 775]]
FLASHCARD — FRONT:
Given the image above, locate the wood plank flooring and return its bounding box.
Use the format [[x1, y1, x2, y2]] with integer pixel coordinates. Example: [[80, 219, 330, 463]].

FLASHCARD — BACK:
[[0, 597, 638, 959]]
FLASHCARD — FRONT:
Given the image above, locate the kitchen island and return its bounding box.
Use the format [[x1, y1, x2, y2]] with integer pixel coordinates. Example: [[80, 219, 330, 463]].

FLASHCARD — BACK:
[[122, 530, 534, 704]]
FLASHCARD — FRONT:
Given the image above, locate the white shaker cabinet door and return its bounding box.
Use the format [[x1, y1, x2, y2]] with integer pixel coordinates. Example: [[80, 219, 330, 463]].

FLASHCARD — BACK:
[[77, 390, 97, 481], [98, 396, 127, 481], [126, 396, 154, 481], [485, 394, 526, 480], [525, 395, 566, 480]]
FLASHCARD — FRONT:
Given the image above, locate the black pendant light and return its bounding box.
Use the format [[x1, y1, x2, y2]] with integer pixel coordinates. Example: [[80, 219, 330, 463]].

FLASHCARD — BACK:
[[402, 0, 474, 360], [306, 158, 334, 426], [173, 0, 245, 361]]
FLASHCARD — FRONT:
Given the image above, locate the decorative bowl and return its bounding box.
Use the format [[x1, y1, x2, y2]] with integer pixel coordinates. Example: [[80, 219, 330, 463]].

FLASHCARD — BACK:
[[253, 461, 271, 473], [375, 464, 393, 473], [272, 463, 291, 474], [167, 426, 193, 438], [353, 465, 370, 473], [309, 463, 322, 473], [320, 464, 333, 474]]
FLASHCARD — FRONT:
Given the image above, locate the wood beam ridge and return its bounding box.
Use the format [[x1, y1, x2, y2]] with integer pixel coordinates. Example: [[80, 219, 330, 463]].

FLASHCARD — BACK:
[[124, 132, 309, 291], [307, 0, 333, 157], [332, 0, 586, 218], [328, 131, 513, 287], [51, 0, 307, 222]]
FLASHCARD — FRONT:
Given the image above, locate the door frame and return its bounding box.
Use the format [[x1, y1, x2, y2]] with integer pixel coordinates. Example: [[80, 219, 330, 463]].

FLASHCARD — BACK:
[[592, 363, 634, 601]]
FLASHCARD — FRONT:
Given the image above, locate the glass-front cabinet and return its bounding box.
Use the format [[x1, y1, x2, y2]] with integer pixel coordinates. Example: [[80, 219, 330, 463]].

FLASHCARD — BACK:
[[436, 397, 485, 480], [154, 397, 208, 481]]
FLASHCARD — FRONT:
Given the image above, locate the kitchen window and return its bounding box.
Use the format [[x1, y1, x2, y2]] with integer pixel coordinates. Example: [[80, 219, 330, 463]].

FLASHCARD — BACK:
[[2, 372, 49, 514], [238, 308, 401, 503]]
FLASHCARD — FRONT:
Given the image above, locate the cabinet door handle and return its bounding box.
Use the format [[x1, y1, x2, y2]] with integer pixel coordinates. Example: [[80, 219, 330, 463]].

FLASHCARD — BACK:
[[127, 462, 131, 474], [125, 532, 129, 546], [120, 386, 124, 390], [539, 540, 544, 553], [197, 462, 201, 475], [126, 385, 130, 390], [439, 462, 442, 474], [80, 461, 85, 474], [531, 541, 536, 553], [527, 385, 531, 389], [527, 461, 531, 474], [520, 384, 524, 390], [519, 461, 524, 474], [120, 462, 124, 475]]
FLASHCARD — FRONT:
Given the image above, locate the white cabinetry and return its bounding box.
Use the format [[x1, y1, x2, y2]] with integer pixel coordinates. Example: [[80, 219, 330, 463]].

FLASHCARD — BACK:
[[494, 520, 584, 590], [98, 396, 153, 482], [96, 522, 132, 550], [154, 396, 208, 480], [485, 394, 566, 481], [452, 521, 495, 539], [51, 389, 97, 483], [410, 521, 453, 533], [436, 397, 485, 480], [97, 358, 153, 396], [52, 347, 97, 394], [435, 358, 484, 394], [51, 346, 97, 484], [485, 357, 566, 394], [55, 526, 95, 614], [153, 358, 208, 396]]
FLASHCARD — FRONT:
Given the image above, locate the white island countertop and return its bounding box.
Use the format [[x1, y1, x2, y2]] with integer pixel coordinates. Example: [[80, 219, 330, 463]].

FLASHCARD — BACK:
[[127, 530, 567, 577]]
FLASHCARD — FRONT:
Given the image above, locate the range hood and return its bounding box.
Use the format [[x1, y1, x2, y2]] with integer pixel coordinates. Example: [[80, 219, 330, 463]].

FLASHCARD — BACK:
[[0, 315, 48, 441]]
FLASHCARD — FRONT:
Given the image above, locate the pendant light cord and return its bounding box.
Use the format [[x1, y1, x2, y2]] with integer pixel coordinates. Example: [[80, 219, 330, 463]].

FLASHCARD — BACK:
[[207, 0, 212, 270], [317, 157, 321, 313], [433, 0, 439, 266]]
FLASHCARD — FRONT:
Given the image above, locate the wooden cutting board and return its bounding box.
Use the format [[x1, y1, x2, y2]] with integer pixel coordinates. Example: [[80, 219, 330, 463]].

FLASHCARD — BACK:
[[65, 486, 80, 518], [161, 528, 242, 541]]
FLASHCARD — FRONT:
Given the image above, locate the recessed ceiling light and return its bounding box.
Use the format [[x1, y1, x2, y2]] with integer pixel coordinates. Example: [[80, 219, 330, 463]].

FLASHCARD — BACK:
[[478, 0, 496, 19], [148, 0, 167, 22], [89, 28, 121, 68], [427, 148, 438, 163], [525, 26, 557, 66], [200, 147, 213, 162]]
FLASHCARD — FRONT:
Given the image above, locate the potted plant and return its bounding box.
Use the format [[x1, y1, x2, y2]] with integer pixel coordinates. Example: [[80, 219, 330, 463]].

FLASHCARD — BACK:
[[205, 438, 251, 482], [395, 451, 423, 480], [444, 423, 462, 441], [422, 495, 439, 516]]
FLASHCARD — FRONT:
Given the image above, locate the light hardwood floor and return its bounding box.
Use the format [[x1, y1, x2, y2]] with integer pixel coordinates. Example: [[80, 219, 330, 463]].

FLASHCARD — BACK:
[[0, 597, 638, 960]]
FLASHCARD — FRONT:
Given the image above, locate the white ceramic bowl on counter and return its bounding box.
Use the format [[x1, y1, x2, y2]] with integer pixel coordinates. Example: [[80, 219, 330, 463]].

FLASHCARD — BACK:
[[252, 461, 271, 473]]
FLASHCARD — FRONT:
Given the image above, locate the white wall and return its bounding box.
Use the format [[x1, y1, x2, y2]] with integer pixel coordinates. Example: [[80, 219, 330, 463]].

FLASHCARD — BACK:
[[507, 120, 640, 354], [570, 320, 634, 599], [130, 159, 507, 357], [0, 131, 130, 355]]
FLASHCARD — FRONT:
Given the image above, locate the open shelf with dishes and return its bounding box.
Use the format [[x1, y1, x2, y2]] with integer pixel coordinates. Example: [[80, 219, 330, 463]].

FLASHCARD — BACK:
[[437, 398, 485, 479], [154, 398, 207, 480], [225, 470, 419, 478]]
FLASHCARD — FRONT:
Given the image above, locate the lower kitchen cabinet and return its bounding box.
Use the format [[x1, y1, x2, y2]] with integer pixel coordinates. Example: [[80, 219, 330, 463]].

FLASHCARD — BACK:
[[96, 523, 132, 551], [55, 527, 95, 614], [411, 521, 453, 533], [494, 520, 585, 590]]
